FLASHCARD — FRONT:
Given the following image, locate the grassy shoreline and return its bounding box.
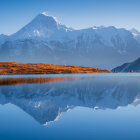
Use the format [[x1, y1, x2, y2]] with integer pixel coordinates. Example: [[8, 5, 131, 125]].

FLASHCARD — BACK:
[[0, 62, 110, 75]]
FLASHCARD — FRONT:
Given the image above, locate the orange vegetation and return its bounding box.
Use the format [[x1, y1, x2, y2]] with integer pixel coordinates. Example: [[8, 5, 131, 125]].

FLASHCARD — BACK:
[[0, 62, 110, 75]]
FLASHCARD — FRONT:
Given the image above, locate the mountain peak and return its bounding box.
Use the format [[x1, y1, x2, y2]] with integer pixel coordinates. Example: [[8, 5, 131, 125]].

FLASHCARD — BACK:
[[11, 12, 64, 39], [41, 12, 49, 16], [37, 12, 59, 24]]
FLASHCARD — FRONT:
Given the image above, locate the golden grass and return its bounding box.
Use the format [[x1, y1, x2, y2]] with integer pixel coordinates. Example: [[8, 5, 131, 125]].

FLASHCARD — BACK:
[[0, 62, 110, 75]]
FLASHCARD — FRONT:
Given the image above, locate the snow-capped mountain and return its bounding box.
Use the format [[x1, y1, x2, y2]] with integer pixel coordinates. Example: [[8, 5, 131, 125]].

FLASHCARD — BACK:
[[1, 12, 140, 69], [0, 76, 140, 125], [11, 12, 72, 40]]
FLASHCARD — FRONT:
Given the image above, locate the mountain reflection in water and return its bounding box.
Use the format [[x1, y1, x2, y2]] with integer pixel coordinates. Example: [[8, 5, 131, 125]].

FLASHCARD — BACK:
[[0, 75, 140, 125]]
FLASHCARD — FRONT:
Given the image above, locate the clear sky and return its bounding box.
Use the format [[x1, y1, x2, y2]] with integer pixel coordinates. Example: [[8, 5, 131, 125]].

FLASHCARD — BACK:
[[0, 0, 140, 35]]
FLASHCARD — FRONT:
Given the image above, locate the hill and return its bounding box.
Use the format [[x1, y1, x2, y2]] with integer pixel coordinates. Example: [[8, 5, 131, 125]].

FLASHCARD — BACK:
[[112, 57, 140, 72]]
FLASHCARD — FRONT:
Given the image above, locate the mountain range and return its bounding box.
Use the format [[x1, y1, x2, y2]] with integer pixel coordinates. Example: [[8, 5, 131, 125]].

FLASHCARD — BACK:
[[1, 12, 140, 69]]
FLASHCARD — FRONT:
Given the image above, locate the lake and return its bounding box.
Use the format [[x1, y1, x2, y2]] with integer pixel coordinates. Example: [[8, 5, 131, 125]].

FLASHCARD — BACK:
[[0, 73, 140, 140]]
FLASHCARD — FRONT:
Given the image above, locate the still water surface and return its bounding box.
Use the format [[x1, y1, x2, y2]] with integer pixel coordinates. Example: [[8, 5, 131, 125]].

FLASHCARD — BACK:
[[0, 73, 140, 140]]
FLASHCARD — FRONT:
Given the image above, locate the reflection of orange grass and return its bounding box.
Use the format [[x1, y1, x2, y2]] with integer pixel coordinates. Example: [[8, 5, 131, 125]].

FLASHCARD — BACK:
[[0, 62, 110, 75], [0, 77, 81, 86]]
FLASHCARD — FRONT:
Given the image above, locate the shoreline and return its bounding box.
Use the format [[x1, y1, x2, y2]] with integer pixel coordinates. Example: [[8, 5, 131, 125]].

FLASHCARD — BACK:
[[0, 62, 110, 75]]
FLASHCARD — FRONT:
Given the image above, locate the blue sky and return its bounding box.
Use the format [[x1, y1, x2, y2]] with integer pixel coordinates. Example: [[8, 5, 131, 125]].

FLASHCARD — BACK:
[[0, 0, 140, 35]]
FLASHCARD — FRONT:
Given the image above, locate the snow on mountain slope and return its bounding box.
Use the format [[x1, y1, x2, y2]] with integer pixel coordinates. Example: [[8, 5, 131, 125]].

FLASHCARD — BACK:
[[66, 26, 134, 52], [11, 12, 72, 40], [130, 28, 140, 43]]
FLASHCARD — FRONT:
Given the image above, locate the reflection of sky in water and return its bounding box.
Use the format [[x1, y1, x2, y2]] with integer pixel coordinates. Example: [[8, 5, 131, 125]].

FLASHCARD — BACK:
[[0, 73, 140, 140]]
